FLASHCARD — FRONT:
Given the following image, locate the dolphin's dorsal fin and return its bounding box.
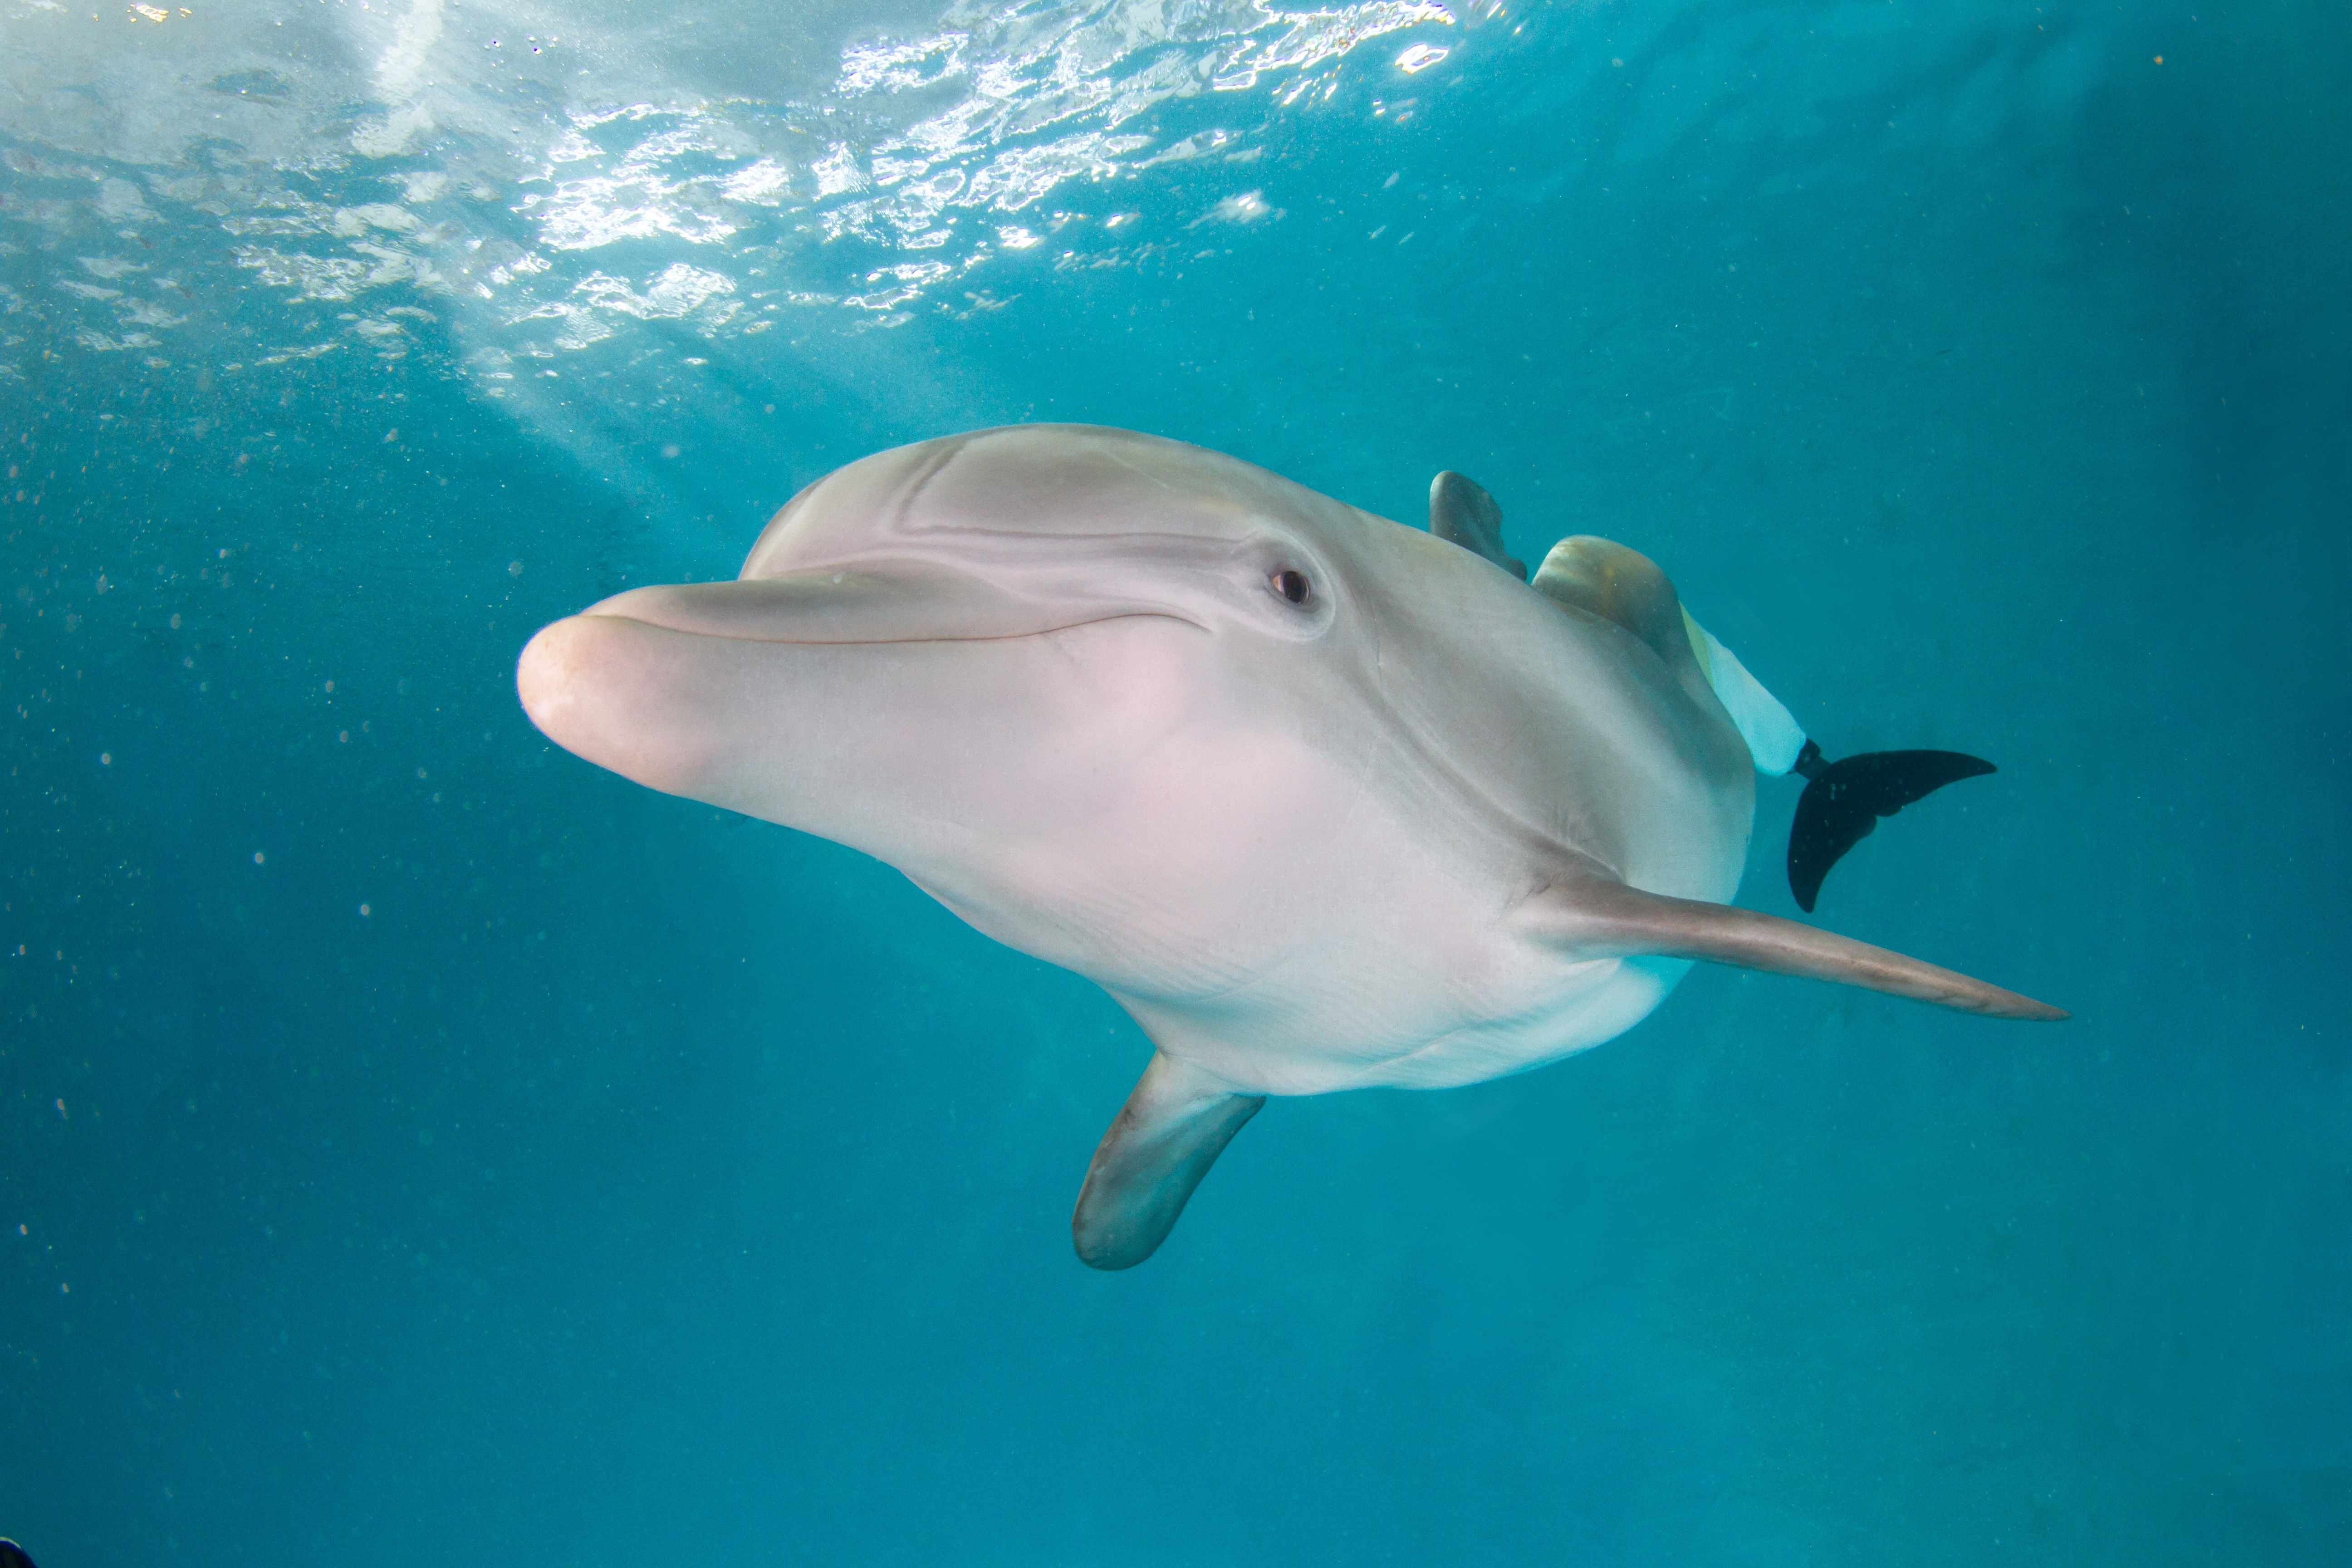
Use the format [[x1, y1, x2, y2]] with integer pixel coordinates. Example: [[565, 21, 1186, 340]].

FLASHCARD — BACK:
[[1429, 471, 1527, 580], [1072, 1051, 1264, 1269], [1520, 868, 2066, 1020]]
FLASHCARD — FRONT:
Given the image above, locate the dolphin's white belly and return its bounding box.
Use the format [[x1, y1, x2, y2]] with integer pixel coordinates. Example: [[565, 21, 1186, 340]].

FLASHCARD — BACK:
[[866, 611, 1747, 1097], [936, 836, 1691, 1096], [1100, 843, 1700, 1096]]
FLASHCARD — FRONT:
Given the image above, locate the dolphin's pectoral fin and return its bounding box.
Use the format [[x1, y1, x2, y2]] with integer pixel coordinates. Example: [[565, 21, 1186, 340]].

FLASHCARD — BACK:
[[1429, 471, 1527, 580], [1787, 742, 1997, 912], [1072, 1051, 1265, 1270], [1522, 869, 2066, 1020]]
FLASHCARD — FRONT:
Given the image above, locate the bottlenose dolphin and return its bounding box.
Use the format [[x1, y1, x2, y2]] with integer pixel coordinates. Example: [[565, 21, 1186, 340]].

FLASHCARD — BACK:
[[518, 425, 2061, 1269]]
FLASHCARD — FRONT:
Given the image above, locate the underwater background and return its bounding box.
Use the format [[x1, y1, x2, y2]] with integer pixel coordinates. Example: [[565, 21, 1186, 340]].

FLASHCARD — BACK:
[[3, 0, 2347, 1562]]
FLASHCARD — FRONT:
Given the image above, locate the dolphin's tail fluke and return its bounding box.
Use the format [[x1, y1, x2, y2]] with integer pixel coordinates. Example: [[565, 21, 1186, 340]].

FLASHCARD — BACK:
[[1509, 533, 2004, 915], [1422, 473, 2015, 928], [1786, 742, 1996, 912]]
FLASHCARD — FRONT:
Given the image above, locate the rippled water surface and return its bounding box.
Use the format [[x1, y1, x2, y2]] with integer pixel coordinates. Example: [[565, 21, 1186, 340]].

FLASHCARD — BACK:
[[4, 2, 2347, 1563]]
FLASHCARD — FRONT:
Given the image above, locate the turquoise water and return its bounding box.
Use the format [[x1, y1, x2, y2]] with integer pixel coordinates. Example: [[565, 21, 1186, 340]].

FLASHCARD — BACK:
[[4, 1, 2347, 1561]]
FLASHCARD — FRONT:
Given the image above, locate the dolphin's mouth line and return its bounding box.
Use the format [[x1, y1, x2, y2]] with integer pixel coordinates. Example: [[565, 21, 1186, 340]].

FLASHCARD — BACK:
[[575, 607, 1206, 648]]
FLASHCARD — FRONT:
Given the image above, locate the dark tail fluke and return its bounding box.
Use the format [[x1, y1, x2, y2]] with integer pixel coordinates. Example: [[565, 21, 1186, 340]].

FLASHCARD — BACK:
[[1787, 742, 1997, 912], [1, 1539, 39, 1568]]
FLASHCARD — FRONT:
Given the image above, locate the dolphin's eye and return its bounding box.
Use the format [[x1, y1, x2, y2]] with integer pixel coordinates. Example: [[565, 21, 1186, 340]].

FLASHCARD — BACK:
[[1271, 568, 1312, 605]]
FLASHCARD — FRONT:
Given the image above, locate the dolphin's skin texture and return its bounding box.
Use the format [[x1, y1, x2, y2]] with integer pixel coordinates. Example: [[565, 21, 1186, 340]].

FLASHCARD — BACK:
[[518, 425, 2061, 1268]]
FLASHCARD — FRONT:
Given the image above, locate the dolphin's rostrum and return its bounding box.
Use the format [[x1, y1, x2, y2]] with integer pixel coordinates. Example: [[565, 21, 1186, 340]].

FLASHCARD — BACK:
[[518, 426, 2062, 1269]]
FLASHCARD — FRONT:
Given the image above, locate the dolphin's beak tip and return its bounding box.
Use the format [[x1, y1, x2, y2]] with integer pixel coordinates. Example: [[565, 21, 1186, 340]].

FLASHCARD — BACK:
[[516, 616, 587, 742]]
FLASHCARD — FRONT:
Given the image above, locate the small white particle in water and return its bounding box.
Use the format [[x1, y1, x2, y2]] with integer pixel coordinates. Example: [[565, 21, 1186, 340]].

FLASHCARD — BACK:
[[382, 429, 399, 444], [252, 851, 265, 865], [358, 903, 372, 917], [99, 753, 111, 765], [661, 444, 681, 459], [507, 560, 524, 576]]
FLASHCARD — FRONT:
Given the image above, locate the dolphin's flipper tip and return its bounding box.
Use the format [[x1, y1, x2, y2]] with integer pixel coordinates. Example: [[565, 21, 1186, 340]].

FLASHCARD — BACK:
[[1788, 747, 1998, 912], [1, 1539, 38, 1568], [1073, 1051, 1264, 1270]]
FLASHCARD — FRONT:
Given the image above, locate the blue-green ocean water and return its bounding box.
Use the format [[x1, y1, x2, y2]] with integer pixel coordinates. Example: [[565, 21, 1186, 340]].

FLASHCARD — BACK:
[[3, 2, 2347, 1562]]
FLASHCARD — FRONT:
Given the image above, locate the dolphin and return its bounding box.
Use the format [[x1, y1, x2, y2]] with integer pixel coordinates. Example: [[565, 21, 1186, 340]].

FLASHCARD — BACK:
[[517, 425, 2061, 1269]]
